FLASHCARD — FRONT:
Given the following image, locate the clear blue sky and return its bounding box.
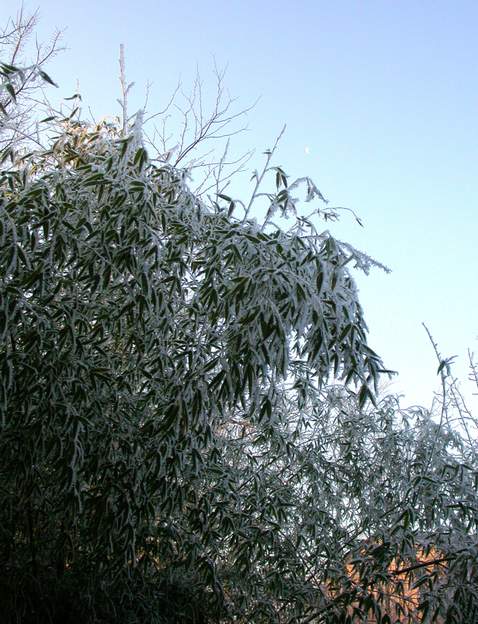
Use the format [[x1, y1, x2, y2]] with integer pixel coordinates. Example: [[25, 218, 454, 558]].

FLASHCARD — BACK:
[[4, 0, 478, 408]]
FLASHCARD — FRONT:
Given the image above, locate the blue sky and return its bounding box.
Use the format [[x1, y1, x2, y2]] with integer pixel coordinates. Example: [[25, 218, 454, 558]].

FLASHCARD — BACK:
[[4, 1, 478, 408]]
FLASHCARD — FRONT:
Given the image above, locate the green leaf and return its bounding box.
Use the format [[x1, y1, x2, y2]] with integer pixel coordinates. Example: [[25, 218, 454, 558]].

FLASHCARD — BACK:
[[5, 82, 16, 101], [38, 69, 58, 87]]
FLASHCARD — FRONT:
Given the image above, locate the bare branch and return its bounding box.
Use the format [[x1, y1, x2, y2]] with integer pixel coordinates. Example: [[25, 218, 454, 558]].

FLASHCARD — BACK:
[[0, 7, 64, 157], [118, 43, 135, 135]]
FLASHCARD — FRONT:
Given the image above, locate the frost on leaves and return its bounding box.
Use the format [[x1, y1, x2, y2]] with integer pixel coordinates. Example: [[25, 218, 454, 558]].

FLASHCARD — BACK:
[[2, 122, 475, 623]]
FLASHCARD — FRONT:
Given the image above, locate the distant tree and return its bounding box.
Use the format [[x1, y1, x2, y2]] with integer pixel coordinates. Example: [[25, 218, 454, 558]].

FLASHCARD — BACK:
[[1, 10, 478, 624]]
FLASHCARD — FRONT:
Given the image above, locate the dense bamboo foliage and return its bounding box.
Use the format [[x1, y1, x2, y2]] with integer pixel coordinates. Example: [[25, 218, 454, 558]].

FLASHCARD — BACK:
[[1, 15, 478, 624]]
